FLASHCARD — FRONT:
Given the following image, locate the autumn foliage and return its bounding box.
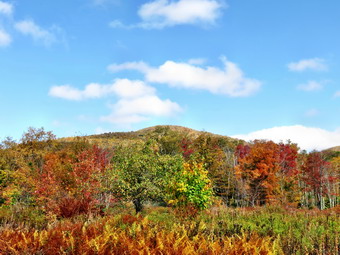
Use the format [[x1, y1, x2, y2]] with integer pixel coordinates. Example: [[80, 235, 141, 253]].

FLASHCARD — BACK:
[[0, 215, 278, 255], [0, 127, 339, 254], [235, 141, 283, 205], [34, 145, 110, 217]]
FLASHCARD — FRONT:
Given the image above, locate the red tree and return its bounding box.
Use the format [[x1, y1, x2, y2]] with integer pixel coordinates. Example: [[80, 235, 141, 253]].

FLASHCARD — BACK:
[[35, 145, 111, 217], [301, 151, 334, 209], [180, 138, 194, 160], [277, 143, 299, 205]]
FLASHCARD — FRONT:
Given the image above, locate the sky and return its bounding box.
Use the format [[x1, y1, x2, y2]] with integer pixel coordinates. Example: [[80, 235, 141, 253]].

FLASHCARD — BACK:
[[0, 0, 340, 151]]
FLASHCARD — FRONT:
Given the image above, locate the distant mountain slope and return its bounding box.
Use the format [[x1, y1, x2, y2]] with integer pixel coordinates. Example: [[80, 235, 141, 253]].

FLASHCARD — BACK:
[[84, 125, 242, 148], [135, 125, 230, 139], [324, 146, 340, 152]]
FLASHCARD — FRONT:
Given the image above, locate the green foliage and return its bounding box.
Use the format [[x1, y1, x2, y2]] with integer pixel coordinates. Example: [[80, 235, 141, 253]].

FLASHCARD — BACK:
[[196, 205, 339, 254], [166, 161, 213, 211], [108, 141, 182, 212]]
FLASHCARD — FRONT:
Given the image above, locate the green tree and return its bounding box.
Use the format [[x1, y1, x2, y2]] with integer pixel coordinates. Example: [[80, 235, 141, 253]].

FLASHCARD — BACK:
[[165, 160, 213, 211], [108, 141, 181, 213], [191, 134, 239, 206]]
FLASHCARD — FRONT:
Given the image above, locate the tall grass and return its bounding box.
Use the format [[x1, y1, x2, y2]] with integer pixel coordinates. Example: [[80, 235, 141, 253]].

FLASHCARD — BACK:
[[0, 214, 277, 254], [0, 205, 338, 254]]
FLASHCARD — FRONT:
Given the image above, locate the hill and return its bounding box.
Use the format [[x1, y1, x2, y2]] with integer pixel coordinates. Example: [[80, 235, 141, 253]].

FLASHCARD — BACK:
[[84, 125, 242, 149], [325, 146, 340, 152], [135, 125, 231, 140]]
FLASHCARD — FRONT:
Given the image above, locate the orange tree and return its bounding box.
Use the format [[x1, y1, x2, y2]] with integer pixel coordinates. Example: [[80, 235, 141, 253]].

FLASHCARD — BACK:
[[235, 140, 281, 206]]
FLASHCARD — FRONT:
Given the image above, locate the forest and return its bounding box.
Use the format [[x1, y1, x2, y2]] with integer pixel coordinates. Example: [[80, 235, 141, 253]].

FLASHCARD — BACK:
[[0, 126, 339, 254]]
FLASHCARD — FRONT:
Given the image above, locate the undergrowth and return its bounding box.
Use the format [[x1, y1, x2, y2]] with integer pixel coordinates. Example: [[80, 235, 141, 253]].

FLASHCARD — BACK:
[[0, 205, 338, 254]]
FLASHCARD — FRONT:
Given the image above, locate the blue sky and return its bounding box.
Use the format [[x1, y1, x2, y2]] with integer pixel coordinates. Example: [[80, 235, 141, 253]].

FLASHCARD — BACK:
[[0, 0, 339, 151]]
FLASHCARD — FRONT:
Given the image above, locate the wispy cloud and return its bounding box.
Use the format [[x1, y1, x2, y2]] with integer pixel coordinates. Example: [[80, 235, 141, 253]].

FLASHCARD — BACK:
[[108, 57, 261, 97], [0, 5, 65, 48], [93, 0, 120, 6], [305, 109, 319, 117], [108, 61, 150, 73], [109, 20, 131, 29], [0, 28, 11, 47], [232, 125, 340, 151], [187, 58, 206, 65], [110, 0, 225, 29], [288, 58, 327, 72], [14, 20, 57, 46], [297, 80, 323, 92], [49, 79, 182, 125], [0, 1, 12, 16], [0, 2, 13, 47]]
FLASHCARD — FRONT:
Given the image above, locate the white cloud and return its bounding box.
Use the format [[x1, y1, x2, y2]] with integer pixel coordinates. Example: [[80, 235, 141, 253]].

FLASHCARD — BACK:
[[111, 96, 180, 117], [112, 79, 156, 98], [288, 58, 327, 72], [15, 20, 56, 46], [49, 79, 182, 125], [108, 61, 150, 73], [334, 91, 340, 98], [138, 0, 224, 28], [49, 79, 156, 101], [0, 1, 12, 15], [0, 28, 11, 47], [110, 0, 225, 29], [108, 58, 261, 97], [297, 80, 323, 91], [101, 95, 182, 124], [49, 84, 94, 101], [232, 125, 340, 151], [49, 83, 112, 101]]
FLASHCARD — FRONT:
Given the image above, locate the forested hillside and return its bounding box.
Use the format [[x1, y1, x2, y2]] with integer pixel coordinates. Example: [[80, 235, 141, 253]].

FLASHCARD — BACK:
[[0, 126, 339, 254]]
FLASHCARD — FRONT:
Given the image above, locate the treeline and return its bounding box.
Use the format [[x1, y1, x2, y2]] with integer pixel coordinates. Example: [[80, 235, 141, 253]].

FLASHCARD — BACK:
[[0, 127, 339, 221]]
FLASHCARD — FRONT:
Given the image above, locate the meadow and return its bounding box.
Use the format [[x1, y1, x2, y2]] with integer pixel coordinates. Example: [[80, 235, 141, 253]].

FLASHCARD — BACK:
[[0, 204, 339, 254]]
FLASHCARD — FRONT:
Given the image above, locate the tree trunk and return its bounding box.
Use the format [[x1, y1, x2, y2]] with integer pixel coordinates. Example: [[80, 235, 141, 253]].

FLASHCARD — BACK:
[[133, 198, 143, 213]]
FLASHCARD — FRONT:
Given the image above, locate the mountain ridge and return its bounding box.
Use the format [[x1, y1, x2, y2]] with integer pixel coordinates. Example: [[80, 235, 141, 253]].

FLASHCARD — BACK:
[[82, 125, 242, 149], [63, 125, 339, 152]]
